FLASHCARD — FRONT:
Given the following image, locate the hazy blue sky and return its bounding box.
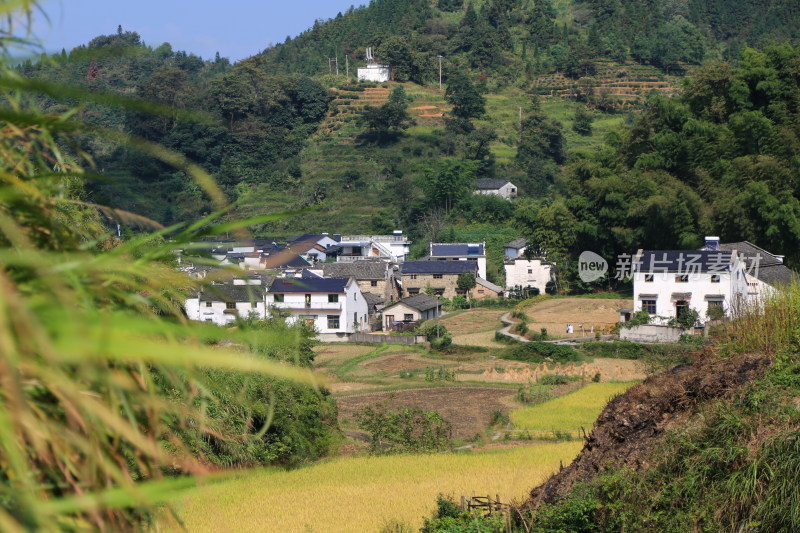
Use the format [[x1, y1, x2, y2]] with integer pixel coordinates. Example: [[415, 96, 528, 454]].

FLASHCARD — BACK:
[[36, 1, 364, 62]]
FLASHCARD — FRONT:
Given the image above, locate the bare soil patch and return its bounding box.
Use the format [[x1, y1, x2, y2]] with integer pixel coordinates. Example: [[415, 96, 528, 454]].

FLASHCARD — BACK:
[[441, 308, 507, 335], [452, 330, 506, 348], [313, 344, 375, 367], [361, 351, 433, 372], [524, 298, 632, 337], [337, 387, 518, 439], [524, 349, 771, 510]]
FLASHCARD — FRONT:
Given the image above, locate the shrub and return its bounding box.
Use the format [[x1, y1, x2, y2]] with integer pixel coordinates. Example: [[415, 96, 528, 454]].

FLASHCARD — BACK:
[[417, 322, 448, 341], [539, 374, 573, 385], [355, 398, 452, 454], [430, 334, 453, 351]]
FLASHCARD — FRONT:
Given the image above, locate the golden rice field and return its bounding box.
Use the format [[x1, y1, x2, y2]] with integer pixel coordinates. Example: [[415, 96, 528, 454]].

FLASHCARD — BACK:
[[161, 442, 582, 533], [510, 382, 637, 432]]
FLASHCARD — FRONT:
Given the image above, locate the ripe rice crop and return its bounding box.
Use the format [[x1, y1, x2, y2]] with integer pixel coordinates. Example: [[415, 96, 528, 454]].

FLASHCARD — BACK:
[[162, 442, 582, 532], [510, 382, 637, 432]]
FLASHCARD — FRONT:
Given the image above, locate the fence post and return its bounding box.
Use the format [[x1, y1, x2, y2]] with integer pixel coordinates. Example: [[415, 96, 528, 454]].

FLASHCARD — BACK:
[[461, 495, 465, 512]]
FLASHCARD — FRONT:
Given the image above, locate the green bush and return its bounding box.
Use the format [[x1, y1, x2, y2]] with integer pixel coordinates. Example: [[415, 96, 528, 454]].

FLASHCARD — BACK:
[[355, 399, 452, 454], [417, 322, 448, 341], [539, 374, 573, 385], [430, 334, 453, 351]]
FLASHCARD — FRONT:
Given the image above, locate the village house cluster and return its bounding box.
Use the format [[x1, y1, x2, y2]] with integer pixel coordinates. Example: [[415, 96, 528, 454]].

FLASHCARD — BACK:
[[181, 230, 794, 339], [181, 231, 553, 340]]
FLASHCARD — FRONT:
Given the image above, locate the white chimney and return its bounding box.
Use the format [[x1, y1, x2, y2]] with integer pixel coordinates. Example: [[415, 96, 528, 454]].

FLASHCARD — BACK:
[[704, 236, 720, 251]]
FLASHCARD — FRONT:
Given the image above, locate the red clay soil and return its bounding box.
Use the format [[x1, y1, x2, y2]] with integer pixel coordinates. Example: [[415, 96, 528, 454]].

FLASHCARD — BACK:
[[523, 348, 772, 511]]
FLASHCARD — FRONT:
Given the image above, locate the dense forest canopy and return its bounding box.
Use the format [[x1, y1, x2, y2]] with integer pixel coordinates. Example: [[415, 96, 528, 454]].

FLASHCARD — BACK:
[[20, 28, 331, 225]]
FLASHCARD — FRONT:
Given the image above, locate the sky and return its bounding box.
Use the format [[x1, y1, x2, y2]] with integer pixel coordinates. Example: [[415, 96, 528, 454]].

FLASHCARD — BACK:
[[35, 0, 364, 62]]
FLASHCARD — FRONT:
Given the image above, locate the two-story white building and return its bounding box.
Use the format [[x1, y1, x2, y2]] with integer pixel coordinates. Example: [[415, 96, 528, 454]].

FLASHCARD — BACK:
[[632, 249, 748, 323], [265, 276, 369, 340], [502, 238, 554, 296], [332, 231, 411, 263], [185, 282, 268, 326]]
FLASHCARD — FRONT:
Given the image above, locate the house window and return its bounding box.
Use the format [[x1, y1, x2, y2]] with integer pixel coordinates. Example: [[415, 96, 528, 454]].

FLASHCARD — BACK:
[[711, 275, 720, 283], [676, 275, 689, 283], [205, 301, 212, 308], [328, 294, 339, 303], [528, 269, 533, 274], [410, 274, 417, 280], [327, 315, 339, 329], [273, 294, 284, 303], [433, 274, 443, 279], [226, 302, 236, 309], [404, 314, 414, 321], [434, 289, 445, 296], [644, 274, 654, 282], [408, 288, 420, 295], [642, 299, 657, 314], [708, 300, 723, 310], [478, 290, 485, 294], [251, 302, 256, 308], [305, 294, 311, 305], [371, 280, 378, 287]]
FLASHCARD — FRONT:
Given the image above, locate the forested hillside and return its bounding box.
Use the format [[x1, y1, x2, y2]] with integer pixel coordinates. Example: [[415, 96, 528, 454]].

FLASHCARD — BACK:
[[17, 1, 800, 287], [20, 28, 331, 225]]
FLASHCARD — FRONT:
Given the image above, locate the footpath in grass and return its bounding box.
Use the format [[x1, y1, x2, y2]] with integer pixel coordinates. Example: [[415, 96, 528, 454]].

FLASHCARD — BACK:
[[163, 442, 582, 533], [510, 382, 637, 432]]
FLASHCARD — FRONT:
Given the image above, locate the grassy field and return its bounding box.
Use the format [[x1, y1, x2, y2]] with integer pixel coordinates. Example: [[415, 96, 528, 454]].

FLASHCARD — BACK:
[[510, 382, 637, 432], [162, 442, 582, 533]]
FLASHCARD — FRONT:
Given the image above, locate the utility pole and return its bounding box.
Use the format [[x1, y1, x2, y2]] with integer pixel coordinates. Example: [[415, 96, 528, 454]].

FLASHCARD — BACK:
[[437, 55, 443, 91], [335, 55, 339, 76], [346, 54, 349, 77]]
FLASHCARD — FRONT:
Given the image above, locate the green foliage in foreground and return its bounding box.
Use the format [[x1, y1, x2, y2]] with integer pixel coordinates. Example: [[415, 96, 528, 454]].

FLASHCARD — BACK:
[[502, 342, 580, 364]]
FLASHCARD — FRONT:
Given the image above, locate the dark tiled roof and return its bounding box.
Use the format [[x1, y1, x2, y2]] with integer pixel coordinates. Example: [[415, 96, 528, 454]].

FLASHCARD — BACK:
[[505, 238, 528, 249], [637, 250, 734, 273], [475, 178, 510, 190], [269, 277, 351, 294], [754, 264, 796, 286], [431, 243, 484, 257], [323, 262, 387, 280], [719, 241, 784, 267], [401, 260, 479, 274], [475, 277, 503, 293], [261, 254, 310, 269], [200, 284, 264, 303], [386, 294, 442, 313], [363, 292, 386, 311]]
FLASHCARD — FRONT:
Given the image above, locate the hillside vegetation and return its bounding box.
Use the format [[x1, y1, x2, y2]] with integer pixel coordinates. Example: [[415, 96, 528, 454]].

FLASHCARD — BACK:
[[16, 2, 800, 291]]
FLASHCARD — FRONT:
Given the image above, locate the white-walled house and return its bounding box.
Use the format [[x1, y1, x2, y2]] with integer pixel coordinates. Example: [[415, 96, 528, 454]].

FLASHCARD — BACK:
[[185, 284, 268, 326], [718, 241, 795, 302], [503, 239, 553, 296], [474, 179, 518, 200], [265, 277, 369, 339], [333, 232, 411, 262], [632, 249, 748, 324], [382, 294, 442, 331], [429, 242, 487, 279]]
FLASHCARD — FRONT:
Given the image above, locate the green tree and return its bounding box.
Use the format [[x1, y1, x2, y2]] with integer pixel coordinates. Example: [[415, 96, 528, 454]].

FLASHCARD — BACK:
[[573, 106, 594, 136], [423, 158, 479, 212], [457, 272, 477, 292], [445, 72, 486, 120]]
